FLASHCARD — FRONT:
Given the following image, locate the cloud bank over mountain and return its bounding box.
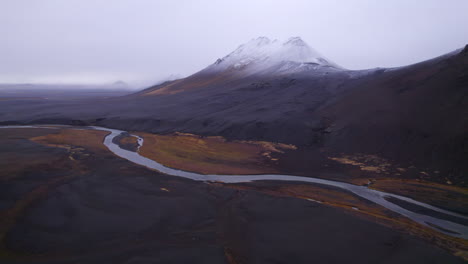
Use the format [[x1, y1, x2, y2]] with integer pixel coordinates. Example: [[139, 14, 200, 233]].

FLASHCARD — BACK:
[[1, 0, 467, 86]]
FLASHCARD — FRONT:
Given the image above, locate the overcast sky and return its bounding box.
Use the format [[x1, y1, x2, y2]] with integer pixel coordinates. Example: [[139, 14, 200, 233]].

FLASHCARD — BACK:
[[1, 0, 468, 87]]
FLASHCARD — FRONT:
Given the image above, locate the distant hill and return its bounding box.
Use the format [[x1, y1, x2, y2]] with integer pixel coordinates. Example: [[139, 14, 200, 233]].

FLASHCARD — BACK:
[[0, 38, 467, 184], [0, 83, 133, 99]]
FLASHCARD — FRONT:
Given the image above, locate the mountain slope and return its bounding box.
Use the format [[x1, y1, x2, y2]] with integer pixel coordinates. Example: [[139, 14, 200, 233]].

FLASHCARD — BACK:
[[137, 37, 343, 96], [0, 39, 466, 184], [316, 46, 468, 180]]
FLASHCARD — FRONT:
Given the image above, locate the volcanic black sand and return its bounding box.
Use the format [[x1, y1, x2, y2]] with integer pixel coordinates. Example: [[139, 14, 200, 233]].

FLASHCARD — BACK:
[[0, 46, 466, 188], [0, 128, 465, 263], [0, 44, 467, 264]]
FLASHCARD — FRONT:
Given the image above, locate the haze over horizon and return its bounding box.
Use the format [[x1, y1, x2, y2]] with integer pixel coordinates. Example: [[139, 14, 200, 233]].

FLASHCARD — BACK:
[[1, 0, 468, 87]]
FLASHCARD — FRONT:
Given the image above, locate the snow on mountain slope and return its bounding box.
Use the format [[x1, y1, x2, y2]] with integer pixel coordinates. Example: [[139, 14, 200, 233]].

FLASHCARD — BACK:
[[206, 37, 343, 74]]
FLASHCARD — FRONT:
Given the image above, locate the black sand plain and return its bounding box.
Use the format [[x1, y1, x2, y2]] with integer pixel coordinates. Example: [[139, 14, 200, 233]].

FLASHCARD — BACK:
[[0, 127, 465, 263]]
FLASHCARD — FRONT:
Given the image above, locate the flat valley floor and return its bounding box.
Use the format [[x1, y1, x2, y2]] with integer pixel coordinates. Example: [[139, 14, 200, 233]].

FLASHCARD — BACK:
[[0, 127, 466, 263]]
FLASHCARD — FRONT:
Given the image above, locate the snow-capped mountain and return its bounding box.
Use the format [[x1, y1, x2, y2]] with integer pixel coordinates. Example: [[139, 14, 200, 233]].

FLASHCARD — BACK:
[[137, 37, 347, 96], [206, 37, 342, 74]]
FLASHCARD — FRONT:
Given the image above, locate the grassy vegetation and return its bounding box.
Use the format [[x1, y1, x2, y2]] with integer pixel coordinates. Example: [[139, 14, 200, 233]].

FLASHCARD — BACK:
[[369, 179, 468, 214], [1, 127, 466, 260], [145, 70, 234, 96], [120, 135, 138, 145], [135, 131, 296, 175], [0, 129, 61, 181], [113, 133, 139, 151], [30, 129, 109, 153], [327, 153, 468, 215]]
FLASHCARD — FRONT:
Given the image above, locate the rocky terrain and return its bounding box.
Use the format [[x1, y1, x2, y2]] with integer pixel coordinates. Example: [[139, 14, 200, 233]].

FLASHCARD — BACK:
[[0, 127, 466, 263], [0, 38, 466, 186], [0, 37, 467, 263]]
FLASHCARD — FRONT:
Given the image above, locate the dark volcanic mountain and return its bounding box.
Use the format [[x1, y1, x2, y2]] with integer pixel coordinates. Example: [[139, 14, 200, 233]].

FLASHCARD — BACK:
[[1, 37, 467, 183]]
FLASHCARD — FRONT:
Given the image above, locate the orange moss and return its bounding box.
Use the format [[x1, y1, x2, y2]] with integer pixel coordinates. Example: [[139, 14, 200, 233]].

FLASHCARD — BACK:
[[328, 154, 392, 174], [145, 70, 236, 96], [135, 132, 295, 175], [30, 129, 109, 153], [369, 178, 468, 212], [120, 135, 138, 145], [0, 128, 63, 181]]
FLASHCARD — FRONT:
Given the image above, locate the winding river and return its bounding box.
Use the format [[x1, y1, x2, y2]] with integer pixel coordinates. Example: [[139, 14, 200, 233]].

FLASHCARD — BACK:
[[2, 125, 468, 239]]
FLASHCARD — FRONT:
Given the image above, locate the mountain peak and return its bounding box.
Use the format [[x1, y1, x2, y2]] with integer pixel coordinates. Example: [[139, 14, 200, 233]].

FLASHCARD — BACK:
[[112, 80, 128, 88], [249, 36, 272, 46], [208, 36, 341, 73], [284, 37, 307, 46]]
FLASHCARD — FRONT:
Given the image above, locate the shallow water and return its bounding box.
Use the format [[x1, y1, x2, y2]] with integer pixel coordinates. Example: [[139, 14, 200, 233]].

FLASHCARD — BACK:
[[94, 126, 468, 239], [2, 125, 467, 239]]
